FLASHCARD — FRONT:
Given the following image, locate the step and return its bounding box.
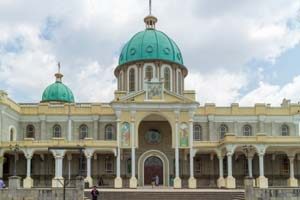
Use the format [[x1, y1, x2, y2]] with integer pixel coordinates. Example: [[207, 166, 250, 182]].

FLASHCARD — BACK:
[[84, 189, 245, 200]]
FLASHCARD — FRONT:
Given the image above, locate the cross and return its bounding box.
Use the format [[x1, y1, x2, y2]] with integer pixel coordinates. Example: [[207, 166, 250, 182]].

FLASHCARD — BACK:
[[57, 62, 61, 73], [149, 0, 152, 15]]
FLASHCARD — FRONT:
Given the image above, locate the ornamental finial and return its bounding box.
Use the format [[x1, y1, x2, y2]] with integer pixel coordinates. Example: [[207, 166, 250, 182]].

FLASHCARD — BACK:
[[144, 0, 157, 29], [149, 0, 152, 15], [55, 62, 63, 82]]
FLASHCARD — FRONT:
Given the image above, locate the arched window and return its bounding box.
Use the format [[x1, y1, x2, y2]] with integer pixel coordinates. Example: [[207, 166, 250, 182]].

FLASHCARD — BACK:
[[281, 124, 289, 136], [164, 67, 171, 91], [193, 125, 202, 141], [177, 71, 182, 94], [119, 72, 123, 91], [243, 125, 252, 136], [105, 124, 114, 140], [129, 68, 135, 92], [220, 124, 228, 139], [79, 124, 88, 139], [53, 124, 61, 138], [10, 128, 15, 141], [26, 125, 35, 138], [145, 66, 153, 81]]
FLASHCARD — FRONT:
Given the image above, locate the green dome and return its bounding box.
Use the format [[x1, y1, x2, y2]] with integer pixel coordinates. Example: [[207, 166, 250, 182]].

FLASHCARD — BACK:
[[42, 80, 74, 103], [119, 29, 184, 66]]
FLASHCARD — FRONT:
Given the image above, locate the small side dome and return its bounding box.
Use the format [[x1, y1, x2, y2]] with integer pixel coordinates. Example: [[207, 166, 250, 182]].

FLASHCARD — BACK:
[[41, 64, 75, 103]]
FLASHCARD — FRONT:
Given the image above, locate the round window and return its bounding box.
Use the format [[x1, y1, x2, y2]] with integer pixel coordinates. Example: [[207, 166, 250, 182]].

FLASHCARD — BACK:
[[145, 129, 161, 144]]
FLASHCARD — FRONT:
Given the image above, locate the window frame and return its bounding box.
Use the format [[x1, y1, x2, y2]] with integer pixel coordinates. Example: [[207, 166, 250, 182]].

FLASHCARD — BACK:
[[53, 124, 62, 138], [105, 124, 114, 140], [145, 65, 153, 81], [220, 124, 228, 139], [26, 124, 35, 138], [281, 124, 289, 136], [105, 156, 114, 173], [243, 125, 252, 136], [164, 67, 171, 91], [129, 68, 135, 92], [79, 124, 88, 139], [193, 125, 202, 141]]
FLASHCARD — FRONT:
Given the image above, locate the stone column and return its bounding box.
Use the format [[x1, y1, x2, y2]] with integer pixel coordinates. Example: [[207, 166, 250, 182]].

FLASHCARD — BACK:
[[288, 154, 298, 187], [256, 152, 268, 188], [51, 150, 65, 188], [174, 110, 181, 188], [93, 116, 99, 139], [23, 155, 34, 188], [208, 115, 216, 141], [225, 152, 236, 188], [217, 155, 225, 188], [188, 111, 196, 188], [40, 115, 46, 140], [68, 118, 72, 141], [84, 155, 93, 187], [130, 111, 137, 188], [271, 122, 276, 136], [114, 111, 122, 188], [248, 156, 253, 178], [0, 156, 4, 178], [233, 121, 238, 135], [258, 115, 265, 133], [67, 154, 72, 180]]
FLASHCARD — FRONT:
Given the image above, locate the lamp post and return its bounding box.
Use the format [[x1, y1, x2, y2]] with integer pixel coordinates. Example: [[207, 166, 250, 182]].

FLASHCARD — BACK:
[[9, 144, 20, 177]]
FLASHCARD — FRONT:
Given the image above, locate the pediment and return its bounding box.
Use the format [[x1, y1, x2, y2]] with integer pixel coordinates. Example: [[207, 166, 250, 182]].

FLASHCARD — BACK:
[[115, 90, 196, 104]]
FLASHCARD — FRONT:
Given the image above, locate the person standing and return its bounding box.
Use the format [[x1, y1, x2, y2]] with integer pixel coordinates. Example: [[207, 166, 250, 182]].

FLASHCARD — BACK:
[[91, 186, 99, 200], [155, 175, 159, 186], [0, 179, 5, 189]]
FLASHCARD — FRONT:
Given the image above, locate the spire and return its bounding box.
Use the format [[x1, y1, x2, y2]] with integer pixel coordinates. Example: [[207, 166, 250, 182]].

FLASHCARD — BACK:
[[55, 62, 64, 82], [144, 0, 157, 29]]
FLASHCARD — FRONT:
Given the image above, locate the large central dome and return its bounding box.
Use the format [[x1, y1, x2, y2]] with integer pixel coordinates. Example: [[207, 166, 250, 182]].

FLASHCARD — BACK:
[[118, 24, 183, 66]]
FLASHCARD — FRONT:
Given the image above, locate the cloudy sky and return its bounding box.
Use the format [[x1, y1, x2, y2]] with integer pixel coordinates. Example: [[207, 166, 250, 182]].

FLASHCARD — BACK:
[[0, 0, 300, 106]]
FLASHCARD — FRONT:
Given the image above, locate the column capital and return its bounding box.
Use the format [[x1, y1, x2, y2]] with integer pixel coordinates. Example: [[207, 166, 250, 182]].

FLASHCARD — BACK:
[[254, 144, 266, 156], [115, 110, 122, 120], [188, 110, 195, 119], [84, 148, 95, 158], [51, 149, 65, 158], [21, 148, 34, 159], [226, 152, 233, 157], [287, 153, 296, 161], [174, 109, 180, 120], [92, 115, 99, 121], [208, 114, 215, 122]]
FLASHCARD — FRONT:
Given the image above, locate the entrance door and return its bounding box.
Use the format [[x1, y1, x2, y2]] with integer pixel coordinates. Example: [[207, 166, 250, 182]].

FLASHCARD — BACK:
[[144, 156, 163, 185]]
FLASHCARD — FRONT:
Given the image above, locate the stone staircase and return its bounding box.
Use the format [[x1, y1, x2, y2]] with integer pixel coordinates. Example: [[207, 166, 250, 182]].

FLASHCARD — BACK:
[[84, 189, 245, 200]]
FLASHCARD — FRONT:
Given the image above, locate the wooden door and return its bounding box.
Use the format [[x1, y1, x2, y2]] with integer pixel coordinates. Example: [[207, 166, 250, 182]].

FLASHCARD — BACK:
[[144, 156, 163, 185]]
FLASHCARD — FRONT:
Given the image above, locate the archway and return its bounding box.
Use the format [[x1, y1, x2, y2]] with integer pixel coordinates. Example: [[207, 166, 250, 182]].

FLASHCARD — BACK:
[[144, 156, 163, 185], [138, 150, 169, 186], [136, 114, 172, 187]]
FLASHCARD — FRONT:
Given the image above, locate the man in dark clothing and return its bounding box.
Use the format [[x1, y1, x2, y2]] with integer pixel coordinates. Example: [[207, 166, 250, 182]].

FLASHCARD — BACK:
[[91, 186, 99, 200]]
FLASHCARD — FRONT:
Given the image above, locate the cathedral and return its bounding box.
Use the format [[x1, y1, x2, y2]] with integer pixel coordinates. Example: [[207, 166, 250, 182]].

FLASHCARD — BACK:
[[0, 8, 300, 190]]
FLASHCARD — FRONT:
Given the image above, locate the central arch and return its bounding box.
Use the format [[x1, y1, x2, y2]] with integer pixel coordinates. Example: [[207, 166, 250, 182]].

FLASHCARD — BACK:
[[138, 150, 169, 186]]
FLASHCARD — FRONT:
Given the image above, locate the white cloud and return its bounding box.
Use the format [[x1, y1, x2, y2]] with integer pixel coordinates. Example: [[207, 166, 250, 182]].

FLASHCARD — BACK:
[[240, 76, 300, 106], [186, 70, 247, 105], [0, 0, 299, 105]]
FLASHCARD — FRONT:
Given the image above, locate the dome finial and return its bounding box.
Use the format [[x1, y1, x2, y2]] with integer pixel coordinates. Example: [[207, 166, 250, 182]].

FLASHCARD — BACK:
[[55, 62, 64, 82], [144, 0, 157, 29], [149, 0, 152, 15]]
